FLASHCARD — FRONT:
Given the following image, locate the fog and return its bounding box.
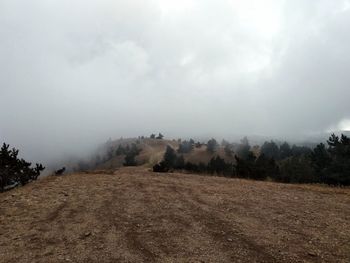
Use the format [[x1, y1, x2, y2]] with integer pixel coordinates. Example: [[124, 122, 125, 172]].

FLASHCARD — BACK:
[[1, 0, 350, 163]]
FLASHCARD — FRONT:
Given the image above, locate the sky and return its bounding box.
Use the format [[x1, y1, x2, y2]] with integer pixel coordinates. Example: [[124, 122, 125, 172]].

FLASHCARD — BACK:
[[1, 0, 350, 162]]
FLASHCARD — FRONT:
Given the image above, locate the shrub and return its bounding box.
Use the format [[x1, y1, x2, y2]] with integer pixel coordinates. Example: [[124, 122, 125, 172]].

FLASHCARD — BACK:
[[153, 161, 169, 173]]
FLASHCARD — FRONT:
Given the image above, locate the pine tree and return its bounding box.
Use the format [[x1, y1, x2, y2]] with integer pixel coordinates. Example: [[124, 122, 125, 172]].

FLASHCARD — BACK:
[[156, 133, 164, 139], [0, 143, 45, 191], [207, 138, 218, 153]]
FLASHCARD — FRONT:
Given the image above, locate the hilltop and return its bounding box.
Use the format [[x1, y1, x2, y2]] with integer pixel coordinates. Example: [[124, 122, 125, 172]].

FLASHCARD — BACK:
[[1, 167, 349, 262], [82, 137, 237, 171]]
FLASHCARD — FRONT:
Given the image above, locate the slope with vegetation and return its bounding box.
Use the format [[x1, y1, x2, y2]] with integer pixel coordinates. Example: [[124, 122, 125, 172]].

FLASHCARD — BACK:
[[154, 134, 350, 186]]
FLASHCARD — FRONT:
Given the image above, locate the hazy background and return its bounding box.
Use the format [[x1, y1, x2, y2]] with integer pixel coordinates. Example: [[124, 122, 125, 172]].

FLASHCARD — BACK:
[[1, 0, 350, 163]]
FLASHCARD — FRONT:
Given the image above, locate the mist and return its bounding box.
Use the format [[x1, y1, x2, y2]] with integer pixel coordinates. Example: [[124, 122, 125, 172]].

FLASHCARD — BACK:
[[1, 0, 350, 164]]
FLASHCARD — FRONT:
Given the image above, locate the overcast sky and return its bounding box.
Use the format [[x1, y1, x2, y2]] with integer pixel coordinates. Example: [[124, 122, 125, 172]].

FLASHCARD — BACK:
[[1, 0, 350, 162]]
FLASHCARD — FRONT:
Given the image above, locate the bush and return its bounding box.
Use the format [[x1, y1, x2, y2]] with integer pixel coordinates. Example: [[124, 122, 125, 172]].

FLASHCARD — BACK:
[[153, 161, 169, 173]]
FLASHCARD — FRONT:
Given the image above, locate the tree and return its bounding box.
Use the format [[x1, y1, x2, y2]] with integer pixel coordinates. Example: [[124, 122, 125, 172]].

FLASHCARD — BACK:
[[224, 144, 233, 157], [123, 143, 141, 167], [261, 141, 279, 159], [174, 155, 185, 169], [184, 162, 199, 172], [279, 156, 316, 183], [163, 145, 177, 168], [279, 142, 292, 159], [253, 154, 279, 180], [291, 145, 312, 157], [310, 143, 330, 173], [115, 145, 125, 156], [177, 140, 194, 153], [107, 147, 114, 160], [0, 143, 45, 191], [156, 133, 164, 139], [234, 156, 252, 178], [207, 156, 232, 176], [221, 139, 230, 147], [124, 152, 137, 166], [94, 154, 102, 166], [150, 134, 156, 139], [322, 133, 350, 185], [236, 137, 251, 159], [207, 138, 218, 153], [153, 145, 178, 172]]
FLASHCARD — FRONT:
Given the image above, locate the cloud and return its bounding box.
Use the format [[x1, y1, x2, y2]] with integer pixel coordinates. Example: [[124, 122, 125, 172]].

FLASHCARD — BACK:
[[0, 0, 350, 162]]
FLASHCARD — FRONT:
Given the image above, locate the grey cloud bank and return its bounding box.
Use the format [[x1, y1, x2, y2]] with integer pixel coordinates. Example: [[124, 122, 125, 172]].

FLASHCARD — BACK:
[[1, 0, 350, 163]]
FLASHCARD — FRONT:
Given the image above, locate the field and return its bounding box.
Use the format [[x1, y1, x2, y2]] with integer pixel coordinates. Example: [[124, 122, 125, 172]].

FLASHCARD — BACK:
[[1, 167, 349, 262]]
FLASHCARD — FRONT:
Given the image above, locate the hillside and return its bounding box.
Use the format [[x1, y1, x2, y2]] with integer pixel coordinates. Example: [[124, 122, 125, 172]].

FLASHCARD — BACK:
[[92, 138, 236, 171], [1, 167, 349, 262]]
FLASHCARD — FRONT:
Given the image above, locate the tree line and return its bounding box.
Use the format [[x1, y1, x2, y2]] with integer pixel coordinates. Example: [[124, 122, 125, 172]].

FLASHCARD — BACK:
[[153, 134, 350, 186]]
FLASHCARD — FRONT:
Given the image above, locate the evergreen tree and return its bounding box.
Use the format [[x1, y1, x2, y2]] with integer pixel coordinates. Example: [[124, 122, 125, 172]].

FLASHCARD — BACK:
[[163, 145, 177, 168], [156, 133, 164, 139], [279, 156, 316, 183], [207, 156, 232, 175], [115, 145, 125, 156], [123, 143, 141, 167], [177, 140, 194, 153], [310, 143, 331, 173], [207, 138, 218, 153], [224, 144, 233, 157], [291, 145, 312, 157], [261, 141, 279, 159], [253, 154, 279, 180], [174, 155, 185, 169], [0, 143, 45, 191], [236, 137, 251, 159], [279, 142, 292, 159], [323, 133, 350, 185]]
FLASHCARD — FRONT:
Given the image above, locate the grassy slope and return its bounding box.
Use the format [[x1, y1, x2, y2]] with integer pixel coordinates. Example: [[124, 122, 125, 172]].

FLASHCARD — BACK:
[[1, 167, 349, 262]]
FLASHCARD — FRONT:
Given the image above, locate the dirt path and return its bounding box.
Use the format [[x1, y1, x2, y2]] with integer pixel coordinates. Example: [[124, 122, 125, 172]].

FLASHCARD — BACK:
[[1, 167, 349, 262]]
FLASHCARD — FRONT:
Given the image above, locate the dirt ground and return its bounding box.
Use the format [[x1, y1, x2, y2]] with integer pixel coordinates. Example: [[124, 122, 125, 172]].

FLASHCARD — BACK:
[[1, 167, 349, 263]]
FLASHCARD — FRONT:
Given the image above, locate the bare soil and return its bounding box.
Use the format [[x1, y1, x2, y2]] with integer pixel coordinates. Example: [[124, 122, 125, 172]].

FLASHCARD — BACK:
[[1, 167, 349, 262]]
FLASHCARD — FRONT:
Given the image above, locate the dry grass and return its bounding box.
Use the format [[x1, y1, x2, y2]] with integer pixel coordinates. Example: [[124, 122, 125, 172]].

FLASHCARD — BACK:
[[1, 167, 349, 262]]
